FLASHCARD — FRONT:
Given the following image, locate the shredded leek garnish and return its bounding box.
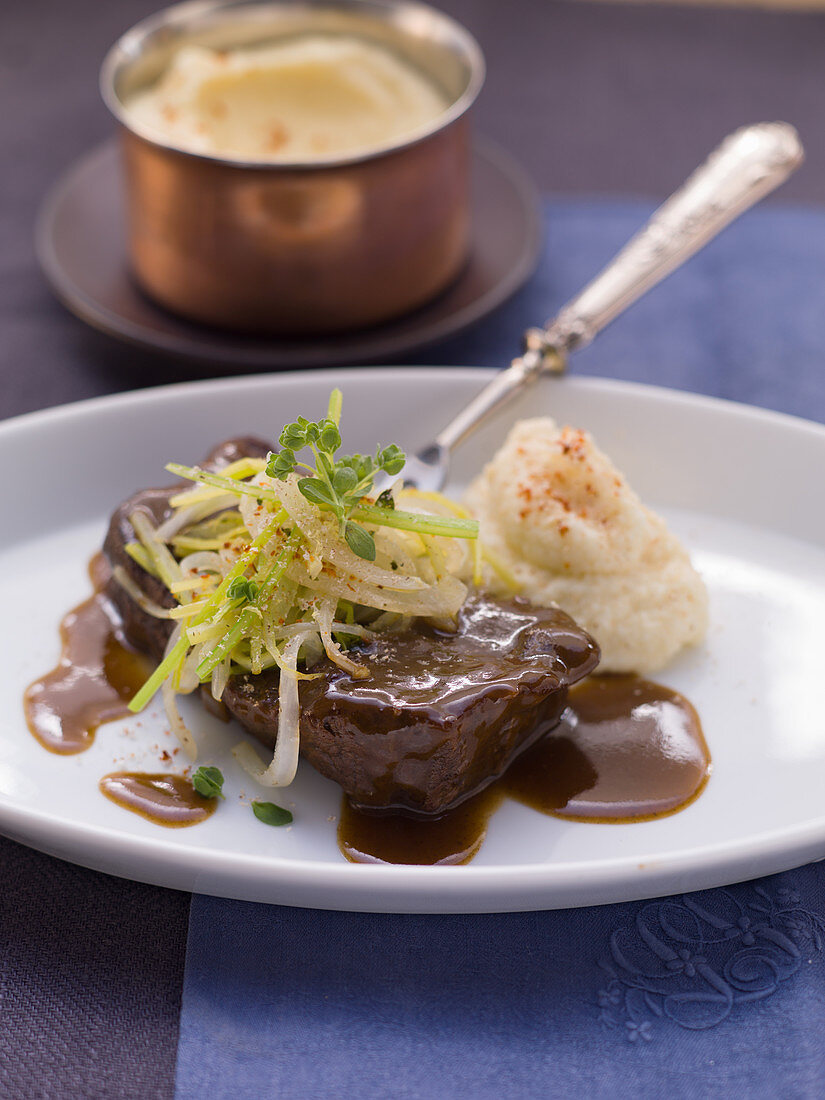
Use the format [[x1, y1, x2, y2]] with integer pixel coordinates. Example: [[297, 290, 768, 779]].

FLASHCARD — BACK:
[[120, 390, 481, 790], [166, 464, 280, 502], [124, 540, 158, 577], [351, 503, 477, 540]]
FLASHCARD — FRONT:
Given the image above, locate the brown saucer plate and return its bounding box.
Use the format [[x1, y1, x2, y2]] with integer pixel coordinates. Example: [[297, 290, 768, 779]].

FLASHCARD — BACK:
[[36, 139, 542, 370]]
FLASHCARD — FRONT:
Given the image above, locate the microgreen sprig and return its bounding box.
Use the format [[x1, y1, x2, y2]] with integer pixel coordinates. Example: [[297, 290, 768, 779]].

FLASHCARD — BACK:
[[192, 766, 225, 799], [265, 389, 405, 562], [227, 577, 260, 603]]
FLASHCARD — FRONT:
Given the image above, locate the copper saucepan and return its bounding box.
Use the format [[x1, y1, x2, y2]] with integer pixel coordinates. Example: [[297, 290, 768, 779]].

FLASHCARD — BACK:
[[101, 0, 485, 335]]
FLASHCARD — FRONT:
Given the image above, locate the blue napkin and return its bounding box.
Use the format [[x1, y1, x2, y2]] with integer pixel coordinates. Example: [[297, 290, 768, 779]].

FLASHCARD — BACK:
[[174, 199, 825, 1099], [418, 198, 825, 423], [178, 871, 825, 1098]]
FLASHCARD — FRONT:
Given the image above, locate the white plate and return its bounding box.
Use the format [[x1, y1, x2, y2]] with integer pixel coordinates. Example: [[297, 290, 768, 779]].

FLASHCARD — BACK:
[[2, 368, 825, 913]]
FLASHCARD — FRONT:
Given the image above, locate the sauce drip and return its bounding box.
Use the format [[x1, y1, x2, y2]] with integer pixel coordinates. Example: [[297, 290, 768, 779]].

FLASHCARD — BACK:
[[100, 772, 217, 827], [339, 788, 505, 866], [339, 675, 710, 865], [24, 556, 151, 754]]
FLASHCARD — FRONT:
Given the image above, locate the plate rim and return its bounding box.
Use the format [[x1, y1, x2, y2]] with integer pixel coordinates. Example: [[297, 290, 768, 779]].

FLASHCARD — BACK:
[[4, 367, 825, 912], [6, 364, 825, 444]]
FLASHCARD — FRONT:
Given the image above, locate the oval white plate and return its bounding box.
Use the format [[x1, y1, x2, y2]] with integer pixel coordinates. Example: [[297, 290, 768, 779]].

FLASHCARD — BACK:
[[2, 368, 824, 913]]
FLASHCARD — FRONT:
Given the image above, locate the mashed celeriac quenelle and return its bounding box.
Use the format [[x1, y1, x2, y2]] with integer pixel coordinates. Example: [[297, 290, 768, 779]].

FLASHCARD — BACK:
[[465, 418, 708, 673], [123, 36, 448, 161]]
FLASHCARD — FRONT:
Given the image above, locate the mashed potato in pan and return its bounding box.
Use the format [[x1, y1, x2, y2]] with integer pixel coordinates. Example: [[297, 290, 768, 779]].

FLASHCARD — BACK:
[[124, 37, 448, 162], [464, 418, 708, 673]]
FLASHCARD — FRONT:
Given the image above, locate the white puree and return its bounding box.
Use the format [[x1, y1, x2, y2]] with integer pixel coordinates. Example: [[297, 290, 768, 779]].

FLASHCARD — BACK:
[[465, 418, 709, 673], [123, 36, 448, 161]]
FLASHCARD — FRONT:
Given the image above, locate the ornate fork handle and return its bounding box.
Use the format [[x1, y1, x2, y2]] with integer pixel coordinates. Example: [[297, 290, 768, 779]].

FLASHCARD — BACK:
[[435, 122, 803, 455]]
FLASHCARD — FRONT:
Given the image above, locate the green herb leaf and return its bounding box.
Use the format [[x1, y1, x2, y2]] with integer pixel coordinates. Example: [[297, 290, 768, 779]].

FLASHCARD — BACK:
[[345, 521, 376, 561], [375, 488, 395, 510], [266, 449, 296, 480], [266, 393, 405, 561], [316, 450, 335, 482], [377, 444, 405, 475], [298, 477, 339, 511], [333, 466, 358, 494], [227, 577, 259, 603], [319, 420, 341, 453], [252, 800, 293, 826], [339, 454, 372, 482], [192, 766, 225, 800], [279, 425, 304, 449]]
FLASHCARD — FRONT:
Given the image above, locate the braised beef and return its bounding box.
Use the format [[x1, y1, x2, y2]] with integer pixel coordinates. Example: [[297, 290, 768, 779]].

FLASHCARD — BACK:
[[102, 440, 600, 817], [223, 595, 599, 815]]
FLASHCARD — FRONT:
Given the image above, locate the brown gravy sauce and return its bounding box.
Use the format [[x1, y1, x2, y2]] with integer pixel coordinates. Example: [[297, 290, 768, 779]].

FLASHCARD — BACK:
[[100, 772, 216, 827], [25, 562, 710, 852], [339, 676, 710, 865], [23, 555, 151, 754]]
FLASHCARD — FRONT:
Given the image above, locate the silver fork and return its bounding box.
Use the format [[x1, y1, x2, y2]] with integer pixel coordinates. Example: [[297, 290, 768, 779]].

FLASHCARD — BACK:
[[395, 122, 803, 493]]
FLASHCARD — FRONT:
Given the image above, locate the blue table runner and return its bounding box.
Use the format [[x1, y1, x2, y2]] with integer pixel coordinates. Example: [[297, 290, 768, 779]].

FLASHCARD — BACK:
[[174, 199, 825, 1099]]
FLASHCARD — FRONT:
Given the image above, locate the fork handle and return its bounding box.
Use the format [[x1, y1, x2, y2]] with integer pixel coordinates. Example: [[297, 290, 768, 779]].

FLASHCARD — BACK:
[[435, 122, 803, 453]]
